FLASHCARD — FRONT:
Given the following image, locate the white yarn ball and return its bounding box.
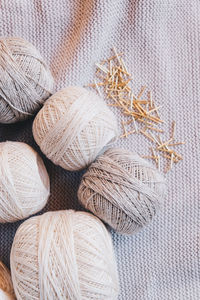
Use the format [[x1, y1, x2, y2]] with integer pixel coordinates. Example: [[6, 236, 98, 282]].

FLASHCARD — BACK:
[[0, 37, 54, 124], [32, 86, 119, 171], [10, 210, 119, 300], [78, 147, 167, 235], [0, 142, 50, 223], [0, 262, 15, 300]]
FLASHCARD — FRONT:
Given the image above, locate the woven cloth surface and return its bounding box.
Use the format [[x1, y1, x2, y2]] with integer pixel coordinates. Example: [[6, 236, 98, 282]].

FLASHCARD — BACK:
[[0, 1, 199, 299]]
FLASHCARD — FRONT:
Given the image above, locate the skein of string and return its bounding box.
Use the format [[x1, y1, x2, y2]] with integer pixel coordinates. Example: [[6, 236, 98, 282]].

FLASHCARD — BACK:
[[0, 141, 50, 223], [10, 210, 119, 300], [33, 86, 119, 171], [0, 37, 54, 123], [0, 261, 15, 300], [78, 147, 167, 235]]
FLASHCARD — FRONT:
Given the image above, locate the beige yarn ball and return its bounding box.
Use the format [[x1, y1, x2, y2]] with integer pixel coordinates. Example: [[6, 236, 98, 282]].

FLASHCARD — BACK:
[[32, 86, 119, 171], [0, 141, 50, 223], [0, 261, 15, 300], [78, 147, 167, 235], [0, 37, 54, 124], [10, 210, 119, 300]]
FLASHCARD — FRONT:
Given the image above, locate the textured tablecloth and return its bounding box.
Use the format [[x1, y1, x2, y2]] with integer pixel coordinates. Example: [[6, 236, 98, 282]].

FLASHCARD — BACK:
[[0, 1, 199, 299]]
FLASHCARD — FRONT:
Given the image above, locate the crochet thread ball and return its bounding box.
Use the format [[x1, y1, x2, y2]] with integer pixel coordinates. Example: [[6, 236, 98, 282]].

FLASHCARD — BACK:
[[0, 142, 50, 223], [32, 86, 119, 171], [0, 37, 54, 124], [78, 147, 167, 235], [10, 210, 119, 300], [0, 261, 15, 300]]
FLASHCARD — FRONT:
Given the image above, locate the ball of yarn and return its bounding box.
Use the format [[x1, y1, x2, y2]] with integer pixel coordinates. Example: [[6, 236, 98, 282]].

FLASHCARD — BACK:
[[0, 37, 54, 124], [0, 141, 50, 223], [10, 210, 119, 300], [78, 147, 167, 235], [32, 86, 119, 171], [0, 261, 15, 300]]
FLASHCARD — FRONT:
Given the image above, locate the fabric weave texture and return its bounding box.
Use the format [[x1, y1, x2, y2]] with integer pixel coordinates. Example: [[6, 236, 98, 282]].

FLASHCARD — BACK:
[[0, 1, 199, 299]]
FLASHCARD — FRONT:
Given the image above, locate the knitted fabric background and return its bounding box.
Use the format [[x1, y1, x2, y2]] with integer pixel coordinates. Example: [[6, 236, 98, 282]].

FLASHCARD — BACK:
[[0, 1, 199, 299]]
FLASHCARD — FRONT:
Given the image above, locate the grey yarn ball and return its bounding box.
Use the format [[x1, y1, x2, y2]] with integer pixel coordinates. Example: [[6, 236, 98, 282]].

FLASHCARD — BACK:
[[78, 148, 167, 235], [0, 37, 54, 124]]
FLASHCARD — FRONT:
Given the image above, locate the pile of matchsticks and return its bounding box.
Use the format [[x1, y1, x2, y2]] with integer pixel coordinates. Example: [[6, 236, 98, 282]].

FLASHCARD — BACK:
[[87, 48, 185, 173]]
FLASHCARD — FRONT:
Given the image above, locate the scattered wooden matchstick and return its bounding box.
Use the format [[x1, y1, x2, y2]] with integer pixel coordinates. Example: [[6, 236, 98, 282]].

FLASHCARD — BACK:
[[157, 138, 173, 150], [122, 121, 128, 138], [149, 91, 153, 108], [140, 130, 155, 143], [146, 126, 164, 133], [87, 47, 185, 173], [171, 121, 176, 139], [94, 79, 102, 97], [168, 142, 185, 147], [120, 130, 136, 138]]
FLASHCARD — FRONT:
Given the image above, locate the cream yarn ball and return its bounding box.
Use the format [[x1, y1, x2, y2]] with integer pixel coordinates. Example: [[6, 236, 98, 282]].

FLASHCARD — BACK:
[[0, 37, 54, 124], [32, 86, 119, 171], [78, 147, 167, 235], [10, 210, 119, 300], [0, 141, 50, 223], [0, 262, 15, 300]]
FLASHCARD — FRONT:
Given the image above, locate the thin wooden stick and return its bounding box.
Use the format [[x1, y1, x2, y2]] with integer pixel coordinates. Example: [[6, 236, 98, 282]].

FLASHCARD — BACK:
[[133, 100, 149, 104], [158, 148, 174, 154], [94, 79, 102, 97], [86, 82, 106, 87], [116, 67, 131, 76], [133, 102, 146, 115], [150, 147, 158, 166], [150, 147, 156, 158], [95, 63, 109, 73], [130, 92, 133, 110], [171, 151, 183, 160], [107, 52, 124, 61], [140, 130, 155, 143], [120, 58, 128, 72], [149, 91, 153, 108], [161, 153, 179, 163], [171, 121, 176, 139], [132, 116, 138, 133], [137, 86, 146, 99], [157, 138, 173, 150], [146, 106, 161, 115], [112, 47, 121, 65], [136, 118, 155, 127], [120, 130, 135, 138], [148, 132, 160, 145], [122, 122, 128, 138], [168, 142, 185, 146], [107, 103, 121, 107], [147, 126, 164, 133]]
